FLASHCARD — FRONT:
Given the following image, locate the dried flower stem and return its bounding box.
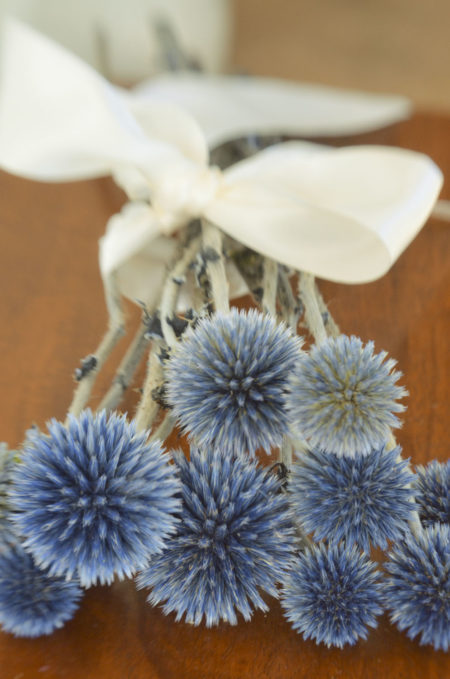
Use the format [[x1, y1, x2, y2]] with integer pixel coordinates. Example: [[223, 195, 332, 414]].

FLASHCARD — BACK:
[[314, 282, 340, 337], [150, 413, 175, 443], [134, 234, 201, 433], [98, 320, 150, 413], [298, 272, 327, 344], [201, 220, 229, 313], [66, 278, 125, 421], [134, 345, 163, 433], [159, 235, 201, 348], [262, 265, 303, 468], [261, 258, 278, 317], [280, 437, 294, 468], [277, 267, 301, 331]]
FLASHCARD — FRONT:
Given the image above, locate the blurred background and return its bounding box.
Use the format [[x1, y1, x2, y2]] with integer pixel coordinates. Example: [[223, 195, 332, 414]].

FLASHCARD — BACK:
[[233, 0, 450, 111], [1, 0, 449, 110]]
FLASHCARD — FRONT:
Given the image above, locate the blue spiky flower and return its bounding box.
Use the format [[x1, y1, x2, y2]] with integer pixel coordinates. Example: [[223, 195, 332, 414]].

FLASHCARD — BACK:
[[137, 447, 295, 626], [0, 544, 83, 637], [288, 335, 407, 457], [290, 445, 416, 552], [385, 524, 450, 651], [281, 543, 383, 648], [166, 309, 302, 456], [414, 460, 450, 526], [0, 443, 17, 552], [10, 410, 180, 587]]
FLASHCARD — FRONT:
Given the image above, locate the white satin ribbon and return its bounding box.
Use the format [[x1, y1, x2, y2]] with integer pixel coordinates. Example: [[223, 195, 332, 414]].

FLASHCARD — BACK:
[[0, 19, 443, 308], [131, 72, 413, 145]]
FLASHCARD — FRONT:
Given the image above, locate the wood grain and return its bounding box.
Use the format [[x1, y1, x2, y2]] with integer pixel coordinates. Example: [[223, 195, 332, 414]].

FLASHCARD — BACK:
[[0, 114, 449, 678]]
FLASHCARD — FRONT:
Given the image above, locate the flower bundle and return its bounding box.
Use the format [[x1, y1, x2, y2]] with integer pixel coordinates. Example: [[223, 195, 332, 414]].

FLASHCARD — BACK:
[[0, 221, 448, 651], [0, 17, 448, 655]]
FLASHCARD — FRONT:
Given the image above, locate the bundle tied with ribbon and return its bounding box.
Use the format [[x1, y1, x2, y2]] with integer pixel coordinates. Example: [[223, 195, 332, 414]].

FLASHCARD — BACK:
[[0, 18, 449, 652], [0, 18, 443, 316]]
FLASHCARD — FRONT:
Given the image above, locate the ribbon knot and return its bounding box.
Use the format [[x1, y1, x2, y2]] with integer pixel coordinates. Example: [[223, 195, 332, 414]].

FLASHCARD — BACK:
[[151, 162, 224, 233]]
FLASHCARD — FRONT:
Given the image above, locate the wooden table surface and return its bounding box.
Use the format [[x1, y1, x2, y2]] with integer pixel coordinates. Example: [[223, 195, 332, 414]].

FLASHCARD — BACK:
[[0, 113, 449, 678]]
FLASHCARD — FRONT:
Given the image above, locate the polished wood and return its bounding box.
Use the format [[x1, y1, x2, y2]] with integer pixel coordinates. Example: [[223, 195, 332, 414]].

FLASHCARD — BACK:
[[0, 114, 449, 677]]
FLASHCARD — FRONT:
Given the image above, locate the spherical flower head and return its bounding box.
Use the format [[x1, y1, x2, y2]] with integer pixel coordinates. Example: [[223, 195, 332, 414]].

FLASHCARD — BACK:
[[290, 445, 416, 552], [137, 447, 295, 626], [166, 309, 302, 456], [385, 524, 450, 651], [10, 410, 181, 587], [0, 443, 17, 552], [281, 543, 383, 648], [287, 334, 407, 457], [0, 544, 82, 637], [414, 460, 450, 526]]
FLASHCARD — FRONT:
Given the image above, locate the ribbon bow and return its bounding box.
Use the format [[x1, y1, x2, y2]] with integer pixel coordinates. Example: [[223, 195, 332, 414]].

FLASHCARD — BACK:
[[0, 19, 443, 309]]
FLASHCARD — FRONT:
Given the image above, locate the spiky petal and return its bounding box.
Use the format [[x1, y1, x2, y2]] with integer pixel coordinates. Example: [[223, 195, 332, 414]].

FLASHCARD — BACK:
[[288, 335, 407, 457], [414, 460, 450, 526], [385, 524, 450, 651], [10, 410, 181, 587], [0, 544, 82, 637], [290, 445, 416, 552], [281, 543, 383, 648], [0, 443, 17, 552], [166, 309, 302, 456], [138, 447, 295, 626]]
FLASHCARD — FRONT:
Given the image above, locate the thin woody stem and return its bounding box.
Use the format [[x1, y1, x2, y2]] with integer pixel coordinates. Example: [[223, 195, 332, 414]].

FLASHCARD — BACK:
[[280, 437, 293, 468], [261, 264, 300, 468], [159, 235, 202, 348], [134, 344, 163, 433], [134, 234, 202, 433], [314, 282, 340, 337], [261, 258, 278, 317], [201, 220, 229, 313], [298, 272, 327, 344], [98, 320, 150, 413], [277, 266, 301, 331], [66, 276, 125, 421], [150, 413, 175, 443]]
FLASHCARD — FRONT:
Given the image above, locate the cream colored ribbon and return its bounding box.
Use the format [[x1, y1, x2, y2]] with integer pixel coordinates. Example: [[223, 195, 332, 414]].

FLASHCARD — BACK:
[[0, 19, 443, 308]]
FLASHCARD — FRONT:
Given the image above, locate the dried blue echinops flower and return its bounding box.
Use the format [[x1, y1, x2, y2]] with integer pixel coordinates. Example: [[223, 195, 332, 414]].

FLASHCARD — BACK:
[[288, 334, 407, 457], [166, 308, 302, 456], [414, 460, 450, 527], [0, 544, 83, 637], [281, 542, 383, 648], [290, 445, 416, 552], [384, 524, 450, 651], [0, 443, 17, 552], [138, 447, 295, 626], [10, 410, 181, 587]]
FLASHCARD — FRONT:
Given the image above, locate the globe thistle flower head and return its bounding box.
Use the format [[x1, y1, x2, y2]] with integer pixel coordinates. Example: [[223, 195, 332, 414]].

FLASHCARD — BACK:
[[385, 524, 450, 651], [290, 445, 416, 552], [0, 544, 82, 637], [414, 460, 450, 526], [281, 542, 383, 648], [10, 410, 181, 587], [288, 335, 407, 458], [0, 443, 17, 552], [138, 447, 296, 626], [166, 308, 302, 456]]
